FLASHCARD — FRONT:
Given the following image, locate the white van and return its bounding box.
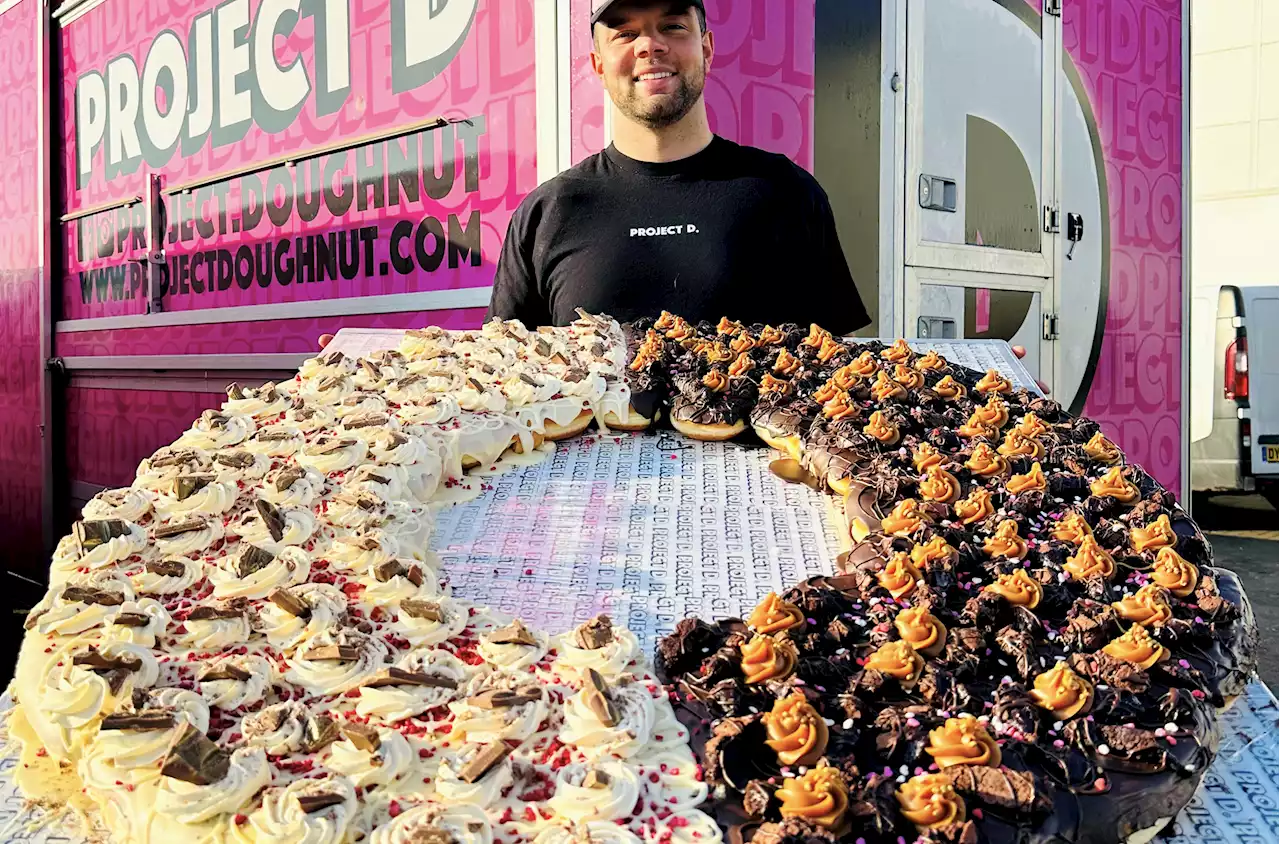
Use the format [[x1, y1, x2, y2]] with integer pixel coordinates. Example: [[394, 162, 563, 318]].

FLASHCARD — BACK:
[[1190, 284, 1278, 508]]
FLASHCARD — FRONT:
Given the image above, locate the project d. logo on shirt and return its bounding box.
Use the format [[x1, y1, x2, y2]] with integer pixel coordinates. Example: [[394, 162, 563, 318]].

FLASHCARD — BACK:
[[630, 225, 700, 237]]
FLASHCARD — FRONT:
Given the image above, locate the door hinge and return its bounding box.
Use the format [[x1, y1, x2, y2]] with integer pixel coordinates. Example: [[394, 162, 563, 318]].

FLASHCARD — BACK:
[[1043, 205, 1061, 234], [1042, 314, 1060, 341], [1045, 0, 1062, 16]]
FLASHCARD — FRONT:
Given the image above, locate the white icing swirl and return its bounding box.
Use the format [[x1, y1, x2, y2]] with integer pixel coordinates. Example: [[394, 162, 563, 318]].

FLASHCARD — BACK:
[[534, 823, 643, 844], [286, 629, 389, 694], [354, 648, 470, 721], [233, 506, 316, 553], [75, 521, 149, 570], [130, 558, 202, 596], [478, 625, 550, 672], [434, 743, 514, 805], [154, 517, 224, 557], [301, 375, 357, 406], [209, 545, 312, 600], [368, 803, 493, 844], [89, 688, 210, 772], [286, 404, 335, 434], [238, 775, 358, 844], [395, 395, 460, 426], [100, 598, 171, 647], [210, 450, 273, 484], [253, 583, 349, 651], [560, 680, 662, 760], [177, 411, 256, 449], [456, 381, 507, 413], [548, 762, 642, 822], [326, 728, 413, 788], [259, 467, 326, 508], [154, 746, 271, 825], [448, 675, 548, 744], [554, 627, 643, 679], [178, 613, 250, 651], [241, 701, 310, 753], [343, 463, 411, 503], [245, 426, 306, 458], [327, 530, 399, 571], [198, 653, 274, 710], [300, 352, 358, 381], [391, 595, 468, 646], [296, 437, 370, 474], [641, 813, 723, 844], [82, 487, 155, 523], [153, 480, 239, 521]]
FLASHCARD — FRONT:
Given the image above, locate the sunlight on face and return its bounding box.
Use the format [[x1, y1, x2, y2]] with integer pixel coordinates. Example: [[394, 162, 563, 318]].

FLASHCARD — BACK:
[[591, 2, 713, 129]]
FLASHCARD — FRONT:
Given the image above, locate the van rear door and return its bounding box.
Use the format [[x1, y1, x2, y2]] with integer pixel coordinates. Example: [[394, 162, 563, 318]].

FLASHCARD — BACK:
[[1242, 287, 1278, 484]]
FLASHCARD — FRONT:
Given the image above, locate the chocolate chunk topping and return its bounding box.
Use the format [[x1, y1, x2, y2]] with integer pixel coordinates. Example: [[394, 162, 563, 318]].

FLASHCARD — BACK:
[[342, 722, 382, 752], [1068, 652, 1150, 695], [995, 625, 1037, 680], [275, 466, 307, 492], [518, 372, 542, 387], [466, 686, 541, 709], [364, 668, 459, 689], [943, 766, 1051, 813], [256, 430, 298, 443], [22, 608, 46, 630], [582, 668, 620, 727], [237, 545, 277, 578], [405, 565, 425, 587], [467, 377, 486, 393], [400, 600, 443, 621], [318, 376, 347, 392], [293, 406, 319, 421], [395, 374, 423, 388], [296, 792, 346, 814], [101, 710, 175, 731], [76, 519, 131, 551], [304, 644, 362, 661], [199, 410, 230, 429], [153, 519, 206, 539], [550, 351, 570, 366], [573, 615, 615, 650], [187, 605, 243, 621], [582, 769, 612, 789], [61, 586, 125, 606], [487, 619, 537, 646], [73, 650, 142, 673], [360, 360, 382, 381], [254, 499, 287, 542], [300, 714, 342, 753], [360, 471, 391, 486], [535, 337, 552, 357], [306, 438, 356, 455], [563, 367, 588, 382], [149, 449, 197, 469], [268, 588, 311, 619], [382, 432, 410, 449], [320, 350, 346, 366], [226, 383, 246, 400], [146, 559, 187, 578], [112, 612, 152, 627], [373, 561, 408, 582], [344, 412, 390, 429], [172, 474, 214, 501], [334, 491, 380, 512], [160, 724, 230, 786], [458, 743, 510, 783], [199, 663, 253, 682], [213, 451, 255, 469], [743, 780, 774, 818]]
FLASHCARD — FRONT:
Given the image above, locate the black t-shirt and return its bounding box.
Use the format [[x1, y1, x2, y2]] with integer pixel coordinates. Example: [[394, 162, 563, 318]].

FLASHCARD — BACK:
[[485, 135, 871, 334]]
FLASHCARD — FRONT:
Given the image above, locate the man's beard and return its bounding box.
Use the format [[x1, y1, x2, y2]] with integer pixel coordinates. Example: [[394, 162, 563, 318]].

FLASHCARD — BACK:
[[611, 64, 705, 129]]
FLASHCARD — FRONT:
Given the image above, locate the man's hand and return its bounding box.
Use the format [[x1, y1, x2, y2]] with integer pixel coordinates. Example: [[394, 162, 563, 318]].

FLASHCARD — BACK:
[[319, 334, 334, 350], [1011, 345, 1051, 396]]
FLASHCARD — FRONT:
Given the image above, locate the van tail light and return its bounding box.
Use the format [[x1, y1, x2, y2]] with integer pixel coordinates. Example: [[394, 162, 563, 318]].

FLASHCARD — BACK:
[[1225, 336, 1249, 401]]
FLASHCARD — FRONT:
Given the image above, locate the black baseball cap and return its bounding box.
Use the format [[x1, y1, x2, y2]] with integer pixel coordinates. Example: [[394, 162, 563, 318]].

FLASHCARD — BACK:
[[590, 0, 706, 29]]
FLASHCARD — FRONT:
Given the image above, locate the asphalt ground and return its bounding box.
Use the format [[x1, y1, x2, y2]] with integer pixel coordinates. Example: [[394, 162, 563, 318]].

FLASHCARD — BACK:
[[1192, 492, 1279, 694]]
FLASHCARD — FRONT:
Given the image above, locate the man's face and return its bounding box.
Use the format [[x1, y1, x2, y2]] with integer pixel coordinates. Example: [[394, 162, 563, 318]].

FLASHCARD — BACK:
[[591, 2, 713, 129]]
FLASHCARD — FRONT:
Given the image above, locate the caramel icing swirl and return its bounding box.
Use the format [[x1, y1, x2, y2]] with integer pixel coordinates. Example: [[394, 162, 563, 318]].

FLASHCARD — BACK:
[[984, 569, 1042, 608], [1102, 623, 1169, 669], [998, 431, 1045, 459], [953, 488, 994, 525], [747, 592, 805, 635], [865, 640, 924, 689], [983, 519, 1028, 560], [823, 391, 858, 422], [773, 349, 801, 376], [832, 364, 862, 392], [863, 410, 900, 444], [893, 364, 924, 390], [975, 369, 1012, 394], [926, 715, 1002, 768], [716, 316, 745, 335], [1065, 535, 1116, 581], [802, 324, 831, 349], [760, 374, 792, 395], [730, 333, 758, 354], [894, 606, 947, 657], [1113, 583, 1174, 626], [881, 338, 913, 362], [974, 395, 1010, 429], [1151, 547, 1199, 597], [910, 536, 958, 569], [1131, 514, 1176, 552], [871, 371, 907, 401], [932, 375, 967, 399], [897, 774, 966, 831], [850, 351, 880, 378], [813, 378, 840, 404], [728, 352, 755, 377], [778, 766, 849, 831], [816, 336, 846, 364], [1028, 662, 1094, 720], [913, 443, 946, 473], [1016, 413, 1050, 438], [1052, 512, 1093, 545], [915, 350, 947, 372], [965, 444, 1009, 477], [1090, 467, 1139, 503], [764, 693, 830, 767], [878, 552, 922, 599], [739, 635, 797, 684], [702, 370, 729, 393], [1083, 431, 1122, 464], [759, 325, 786, 345], [1006, 461, 1047, 494], [918, 465, 961, 504], [881, 499, 929, 536]]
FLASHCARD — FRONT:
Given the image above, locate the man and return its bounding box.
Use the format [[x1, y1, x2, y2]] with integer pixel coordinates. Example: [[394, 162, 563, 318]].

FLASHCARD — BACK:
[[484, 0, 871, 333]]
